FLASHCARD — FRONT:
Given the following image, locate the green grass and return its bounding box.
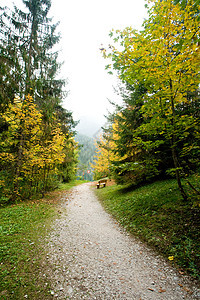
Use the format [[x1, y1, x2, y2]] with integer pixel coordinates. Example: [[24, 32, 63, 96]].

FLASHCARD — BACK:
[[95, 178, 200, 279], [0, 201, 55, 299], [58, 179, 89, 190], [0, 179, 82, 299]]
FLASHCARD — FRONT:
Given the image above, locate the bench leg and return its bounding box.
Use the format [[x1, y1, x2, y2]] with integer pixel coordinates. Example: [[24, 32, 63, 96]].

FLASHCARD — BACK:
[[103, 183, 106, 187], [97, 184, 100, 189]]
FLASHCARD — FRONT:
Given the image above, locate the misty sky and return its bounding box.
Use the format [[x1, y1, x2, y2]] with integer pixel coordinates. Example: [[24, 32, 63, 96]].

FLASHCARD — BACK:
[[5, 0, 147, 128], [50, 0, 147, 124]]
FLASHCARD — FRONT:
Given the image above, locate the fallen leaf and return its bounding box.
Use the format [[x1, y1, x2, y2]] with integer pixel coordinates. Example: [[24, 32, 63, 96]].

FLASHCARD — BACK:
[[159, 288, 166, 293], [168, 256, 174, 261], [178, 283, 183, 287], [182, 287, 193, 295]]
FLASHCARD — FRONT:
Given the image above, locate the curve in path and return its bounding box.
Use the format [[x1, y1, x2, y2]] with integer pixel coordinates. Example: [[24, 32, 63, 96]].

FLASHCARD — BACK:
[[46, 183, 200, 299]]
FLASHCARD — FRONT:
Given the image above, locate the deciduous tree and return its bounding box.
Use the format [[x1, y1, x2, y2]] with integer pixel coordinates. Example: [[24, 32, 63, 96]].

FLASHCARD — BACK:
[[103, 0, 200, 199]]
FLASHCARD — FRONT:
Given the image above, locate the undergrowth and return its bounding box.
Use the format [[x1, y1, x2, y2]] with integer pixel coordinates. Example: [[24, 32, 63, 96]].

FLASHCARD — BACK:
[[95, 178, 200, 280]]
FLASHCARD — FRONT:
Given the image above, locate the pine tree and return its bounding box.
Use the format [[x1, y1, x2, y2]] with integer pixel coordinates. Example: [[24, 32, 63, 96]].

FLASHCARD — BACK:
[[0, 6, 22, 112]]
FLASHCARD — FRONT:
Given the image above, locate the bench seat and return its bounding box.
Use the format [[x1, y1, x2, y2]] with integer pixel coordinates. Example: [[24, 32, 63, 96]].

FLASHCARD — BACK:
[[97, 179, 107, 189]]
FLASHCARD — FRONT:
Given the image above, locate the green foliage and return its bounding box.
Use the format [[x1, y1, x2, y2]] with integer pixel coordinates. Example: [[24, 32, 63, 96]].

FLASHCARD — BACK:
[[75, 134, 97, 181], [101, 0, 200, 200], [58, 136, 78, 183], [101, 82, 175, 185], [0, 6, 22, 113], [96, 176, 200, 279], [174, 0, 200, 11]]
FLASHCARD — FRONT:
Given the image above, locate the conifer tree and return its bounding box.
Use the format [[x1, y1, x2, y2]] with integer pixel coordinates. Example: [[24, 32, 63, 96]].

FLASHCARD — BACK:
[[0, 6, 22, 112]]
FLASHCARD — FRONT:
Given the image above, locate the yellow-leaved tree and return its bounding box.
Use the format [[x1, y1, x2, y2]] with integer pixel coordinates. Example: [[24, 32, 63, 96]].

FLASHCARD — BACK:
[[0, 95, 66, 200], [91, 116, 127, 180], [104, 0, 200, 200]]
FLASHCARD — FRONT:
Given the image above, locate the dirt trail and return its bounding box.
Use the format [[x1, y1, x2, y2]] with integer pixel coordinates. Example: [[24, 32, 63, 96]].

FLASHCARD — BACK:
[[46, 183, 200, 299]]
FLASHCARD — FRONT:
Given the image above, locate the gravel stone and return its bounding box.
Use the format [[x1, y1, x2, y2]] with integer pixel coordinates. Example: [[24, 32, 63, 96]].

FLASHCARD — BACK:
[[46, 183, 200, 299]]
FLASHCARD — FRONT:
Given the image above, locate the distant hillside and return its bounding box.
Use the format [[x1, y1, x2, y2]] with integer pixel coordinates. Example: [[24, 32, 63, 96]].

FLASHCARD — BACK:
[[75, 133, 97, 180], [75, 115, 104, 137]]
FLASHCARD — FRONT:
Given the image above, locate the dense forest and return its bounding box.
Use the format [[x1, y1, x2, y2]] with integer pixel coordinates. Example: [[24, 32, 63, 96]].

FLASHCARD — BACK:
[[1, 0, 199, 205], [92, 0, 200, 201], [0, 0, 78, 204], [75, 134, 97, 181]]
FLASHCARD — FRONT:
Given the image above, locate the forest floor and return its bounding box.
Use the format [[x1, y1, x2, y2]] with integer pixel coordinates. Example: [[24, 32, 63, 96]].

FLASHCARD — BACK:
[[45, 183, 200, 299]]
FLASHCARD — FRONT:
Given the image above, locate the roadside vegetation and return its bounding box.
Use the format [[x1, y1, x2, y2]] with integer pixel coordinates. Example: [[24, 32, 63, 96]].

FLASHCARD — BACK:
[[92, 0, 200, 280], [0, 0, 78, 206], [95, 177, 200, 280], [93, 0, 199, 203], [0, 180, 83, 299], [0, 199, 54, 299], [58, 179, 88, 190]]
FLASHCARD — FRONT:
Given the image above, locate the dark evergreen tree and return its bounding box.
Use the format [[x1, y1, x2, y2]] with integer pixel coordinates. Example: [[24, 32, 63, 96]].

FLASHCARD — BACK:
[[102, 81, 180, 185], [0, 6, 22, 113]]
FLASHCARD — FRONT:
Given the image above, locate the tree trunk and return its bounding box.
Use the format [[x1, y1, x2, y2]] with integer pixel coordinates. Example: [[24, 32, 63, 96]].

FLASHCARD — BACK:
[[13, 128, 24, 201], [169, 79, 188, 201], [171, 143, 188, 201]]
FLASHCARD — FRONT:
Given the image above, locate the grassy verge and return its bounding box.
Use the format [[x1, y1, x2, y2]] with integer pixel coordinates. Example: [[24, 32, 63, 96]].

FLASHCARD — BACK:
[[0, 200, 55, 299], [95, 178, 200, 279], [58, 179, 89, 190], [0, 180, 82, 299]]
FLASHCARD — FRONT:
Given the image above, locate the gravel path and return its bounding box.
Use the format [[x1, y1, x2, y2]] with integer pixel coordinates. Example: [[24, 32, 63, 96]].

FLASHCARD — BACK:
[[46, 183, 200, 299]]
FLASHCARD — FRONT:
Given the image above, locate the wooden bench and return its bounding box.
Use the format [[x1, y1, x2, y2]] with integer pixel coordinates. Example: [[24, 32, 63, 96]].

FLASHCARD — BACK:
[[97, 179, 107, 189]]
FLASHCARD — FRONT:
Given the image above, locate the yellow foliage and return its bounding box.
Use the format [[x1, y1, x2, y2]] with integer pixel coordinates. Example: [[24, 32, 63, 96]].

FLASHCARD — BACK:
[[92, 116, 126, 179], [106, 0, 199, 116], [0, 94, 68, 198]]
